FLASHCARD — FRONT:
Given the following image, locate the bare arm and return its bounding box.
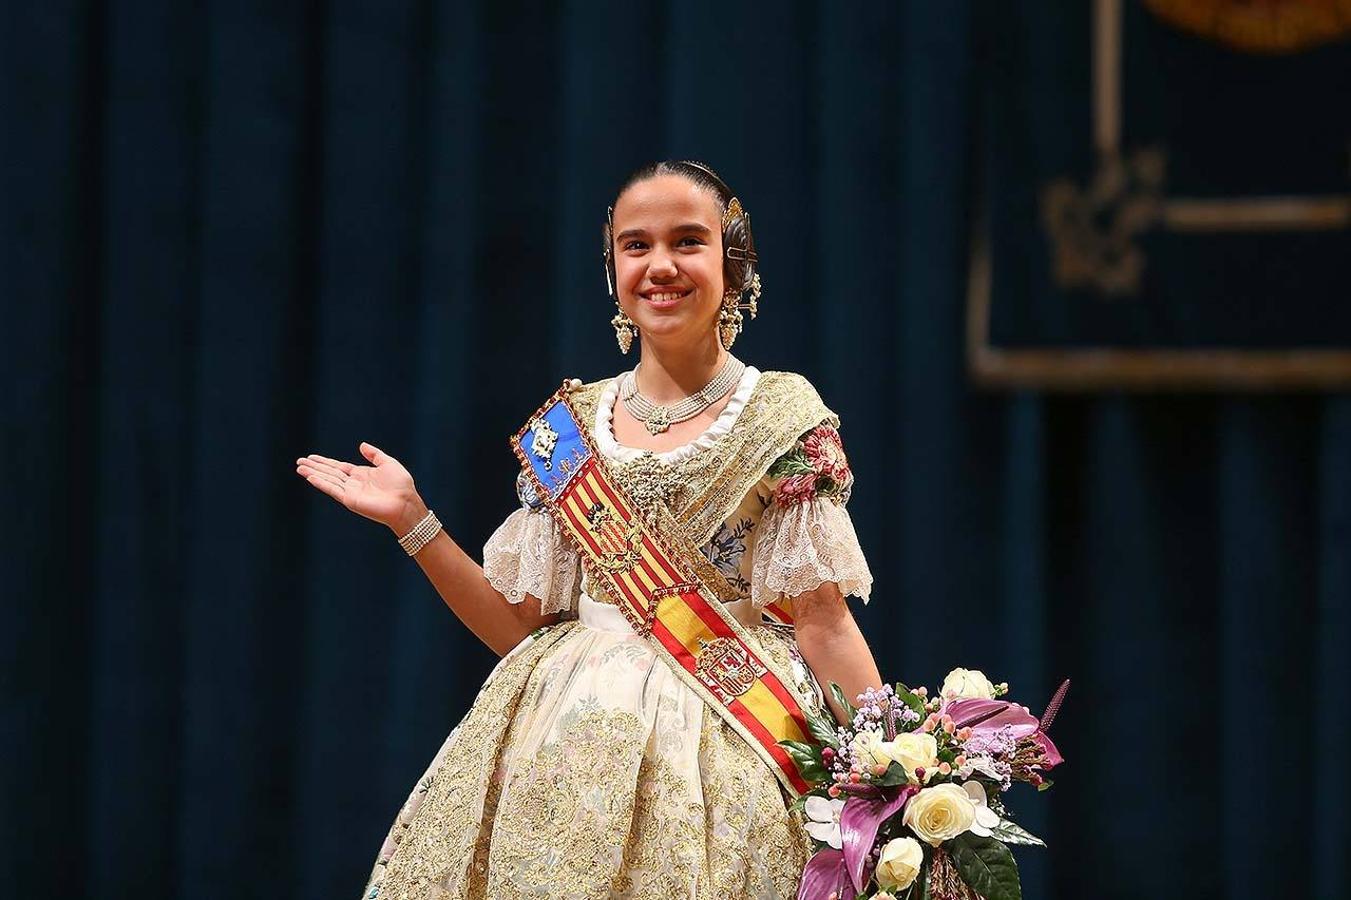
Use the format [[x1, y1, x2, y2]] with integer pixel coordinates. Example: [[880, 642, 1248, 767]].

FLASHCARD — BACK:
[[296, 443, 558, 656], [791, 581, 883, 723], [387, 501, 559, 655]]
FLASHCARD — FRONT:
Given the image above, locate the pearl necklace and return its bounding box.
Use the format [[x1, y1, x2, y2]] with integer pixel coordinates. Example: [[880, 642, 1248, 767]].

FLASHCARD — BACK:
[[619, 356, 745, 435]]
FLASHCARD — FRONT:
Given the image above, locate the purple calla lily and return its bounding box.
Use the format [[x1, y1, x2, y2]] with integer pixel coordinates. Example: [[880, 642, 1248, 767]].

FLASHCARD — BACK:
[[946, 698, 1041, 736], [1032, 731, 1064, 769], [838, 784, 918, 893], [797, 847, 850, 900], [948, 698, 1065, 770]]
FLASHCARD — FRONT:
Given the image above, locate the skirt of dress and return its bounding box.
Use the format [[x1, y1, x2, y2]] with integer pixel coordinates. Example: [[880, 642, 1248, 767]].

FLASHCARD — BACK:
[[363, 594, 817, 900]]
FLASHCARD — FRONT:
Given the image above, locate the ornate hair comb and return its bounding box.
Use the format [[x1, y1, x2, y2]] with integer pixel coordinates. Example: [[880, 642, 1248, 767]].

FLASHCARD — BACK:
[[721, 196, 744, 230]]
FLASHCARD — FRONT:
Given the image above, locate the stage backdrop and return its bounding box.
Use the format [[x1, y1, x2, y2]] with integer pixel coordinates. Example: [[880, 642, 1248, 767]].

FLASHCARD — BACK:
[[973, 0, 1351, 387], [3, 2, 1348, 899]]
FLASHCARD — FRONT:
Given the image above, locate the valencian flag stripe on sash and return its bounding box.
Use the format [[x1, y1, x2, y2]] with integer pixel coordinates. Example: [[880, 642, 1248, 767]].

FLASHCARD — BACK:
[[513, 382, 814, 796]]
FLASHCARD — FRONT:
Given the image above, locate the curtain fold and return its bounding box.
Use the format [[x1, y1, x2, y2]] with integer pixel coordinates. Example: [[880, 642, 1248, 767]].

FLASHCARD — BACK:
[[3, 3, 1345, 898]]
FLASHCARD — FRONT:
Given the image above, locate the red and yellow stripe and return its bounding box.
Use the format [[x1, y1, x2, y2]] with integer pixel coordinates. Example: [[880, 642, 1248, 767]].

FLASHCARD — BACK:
[[553, 456, 812, 795]]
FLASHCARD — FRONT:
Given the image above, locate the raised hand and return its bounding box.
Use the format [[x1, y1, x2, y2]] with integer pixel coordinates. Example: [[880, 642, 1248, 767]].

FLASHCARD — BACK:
[[295, 442, 426, 533]]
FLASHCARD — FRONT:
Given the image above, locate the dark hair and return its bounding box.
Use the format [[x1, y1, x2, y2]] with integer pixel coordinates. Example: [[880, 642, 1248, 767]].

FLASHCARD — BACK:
[[602, 159, 757, 299]]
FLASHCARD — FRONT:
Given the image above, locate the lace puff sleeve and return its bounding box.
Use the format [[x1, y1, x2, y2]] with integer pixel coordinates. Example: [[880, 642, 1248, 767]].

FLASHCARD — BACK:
[[749, 424, 873, 607], [481, 471, 582, 615]]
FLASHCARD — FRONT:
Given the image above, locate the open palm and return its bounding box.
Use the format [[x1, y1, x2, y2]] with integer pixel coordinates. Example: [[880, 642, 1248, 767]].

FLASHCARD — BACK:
[[295, 442, 416, 528]]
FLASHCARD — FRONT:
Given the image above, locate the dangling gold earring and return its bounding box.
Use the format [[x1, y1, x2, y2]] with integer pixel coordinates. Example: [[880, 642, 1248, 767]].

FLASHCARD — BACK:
[[612, 304, 637, 354], [718, 290, 743, 350], [604, 239, 636, 355]]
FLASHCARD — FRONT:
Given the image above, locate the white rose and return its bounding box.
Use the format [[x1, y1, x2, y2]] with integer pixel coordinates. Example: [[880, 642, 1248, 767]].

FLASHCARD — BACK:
[[850, 729, 887, 770], [851, 731, 939, 781], [903, 784, 977, 846], [941, 667, 997, 700], [875, 837, 924, 891], [887, 732, 939, 780]]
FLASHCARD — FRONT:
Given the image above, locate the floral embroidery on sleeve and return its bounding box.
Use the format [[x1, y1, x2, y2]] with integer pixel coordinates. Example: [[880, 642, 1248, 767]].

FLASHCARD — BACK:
[[767, 424, 854, 506], [700, 518, 754, 594]]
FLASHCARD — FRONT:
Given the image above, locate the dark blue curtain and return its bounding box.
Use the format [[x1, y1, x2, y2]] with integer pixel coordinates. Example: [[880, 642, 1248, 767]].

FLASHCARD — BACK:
[[4, 2, 1347, 898]]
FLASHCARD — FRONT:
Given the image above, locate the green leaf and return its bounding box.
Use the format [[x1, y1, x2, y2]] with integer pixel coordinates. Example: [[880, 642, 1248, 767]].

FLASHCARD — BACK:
[[912, 858, 931, 900], [877, 761, 912, 786], [768, 453, 814, 477], [990, 818, 1046, 847], [830, 682, 858, 721], [893, 683, 928, 721], [780, 740, 827, 783], [949, 833, 1021, 900], [806, 709, 839, 748], [1037, 779, 1054, 792]]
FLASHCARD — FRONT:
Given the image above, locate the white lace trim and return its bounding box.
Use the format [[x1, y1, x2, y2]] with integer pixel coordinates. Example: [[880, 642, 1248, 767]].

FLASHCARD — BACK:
[[750, 498, 873, 607], [482, 508, 580, 615], [594, 366, 762, 464]]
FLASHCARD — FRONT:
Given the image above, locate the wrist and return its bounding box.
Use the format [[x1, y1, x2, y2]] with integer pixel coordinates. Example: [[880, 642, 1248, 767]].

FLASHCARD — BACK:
[[388, 494, 431, 537]]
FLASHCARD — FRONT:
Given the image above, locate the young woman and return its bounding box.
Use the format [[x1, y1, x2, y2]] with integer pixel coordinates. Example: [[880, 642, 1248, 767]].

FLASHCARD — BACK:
[[297, 160, 882, 898]]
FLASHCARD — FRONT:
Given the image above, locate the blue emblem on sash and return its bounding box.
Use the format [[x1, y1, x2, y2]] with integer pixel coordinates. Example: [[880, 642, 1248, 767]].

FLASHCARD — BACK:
[[515, 398, 591, 499]]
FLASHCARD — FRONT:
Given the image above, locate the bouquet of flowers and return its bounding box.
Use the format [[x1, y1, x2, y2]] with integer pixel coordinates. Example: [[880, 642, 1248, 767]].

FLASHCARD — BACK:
[[783, 669, 1068, 900]]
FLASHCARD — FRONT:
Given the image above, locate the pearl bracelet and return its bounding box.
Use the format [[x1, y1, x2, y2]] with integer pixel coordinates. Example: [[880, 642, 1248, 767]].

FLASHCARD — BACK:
[[397, 510, 443, 557]]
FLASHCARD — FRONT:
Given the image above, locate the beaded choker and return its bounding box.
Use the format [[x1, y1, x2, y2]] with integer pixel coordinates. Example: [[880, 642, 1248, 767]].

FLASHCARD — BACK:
[[618, 356, 745, 435]]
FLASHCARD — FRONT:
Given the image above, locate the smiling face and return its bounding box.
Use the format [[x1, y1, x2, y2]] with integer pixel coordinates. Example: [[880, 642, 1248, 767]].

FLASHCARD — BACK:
[[611, 174, 726, 352]]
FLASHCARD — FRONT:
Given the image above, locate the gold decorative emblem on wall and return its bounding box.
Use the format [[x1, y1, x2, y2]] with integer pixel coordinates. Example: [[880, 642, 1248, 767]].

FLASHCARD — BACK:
[[1143, 0, 1351, 54], [1041, 148, 1166, 296]]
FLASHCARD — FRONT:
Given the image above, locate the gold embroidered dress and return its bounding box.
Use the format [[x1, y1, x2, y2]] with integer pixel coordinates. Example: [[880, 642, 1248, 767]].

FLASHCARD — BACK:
[[364, 368, 872, 900]]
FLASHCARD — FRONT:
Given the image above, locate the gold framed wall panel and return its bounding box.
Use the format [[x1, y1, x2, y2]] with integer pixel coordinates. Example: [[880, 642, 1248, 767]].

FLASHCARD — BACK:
[[969, 0, 1351, 390]]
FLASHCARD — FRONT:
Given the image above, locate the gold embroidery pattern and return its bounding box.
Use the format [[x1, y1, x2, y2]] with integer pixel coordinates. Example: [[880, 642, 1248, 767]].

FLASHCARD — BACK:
[[695, 712, 814, 899], [673, 372, 836, 546], [571, 372, 837, 547], [487, 710, 649, 896], [485, 707, 810, 899], [610, 452, 684, 517], [363, 623, 821, 899], [365, 624, 579, 899]]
